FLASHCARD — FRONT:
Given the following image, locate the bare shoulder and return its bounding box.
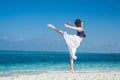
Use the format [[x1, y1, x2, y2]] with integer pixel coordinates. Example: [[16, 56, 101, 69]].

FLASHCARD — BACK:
[[78, 27, 83, 32]]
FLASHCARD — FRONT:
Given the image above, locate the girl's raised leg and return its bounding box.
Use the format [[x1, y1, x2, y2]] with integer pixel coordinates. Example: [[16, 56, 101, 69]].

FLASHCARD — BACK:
[[48, 24, 64, 36]]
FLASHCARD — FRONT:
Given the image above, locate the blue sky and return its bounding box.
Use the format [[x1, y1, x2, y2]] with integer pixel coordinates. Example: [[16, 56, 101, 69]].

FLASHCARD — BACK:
[[0, 0, 120, 53]]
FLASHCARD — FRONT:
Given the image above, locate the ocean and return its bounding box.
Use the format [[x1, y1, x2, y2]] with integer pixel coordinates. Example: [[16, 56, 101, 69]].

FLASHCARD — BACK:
[[0, 51, 120, 77]]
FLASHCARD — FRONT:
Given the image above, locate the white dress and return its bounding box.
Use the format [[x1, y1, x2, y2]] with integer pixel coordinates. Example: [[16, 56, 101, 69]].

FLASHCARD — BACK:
[[63, 32, 83, 60]]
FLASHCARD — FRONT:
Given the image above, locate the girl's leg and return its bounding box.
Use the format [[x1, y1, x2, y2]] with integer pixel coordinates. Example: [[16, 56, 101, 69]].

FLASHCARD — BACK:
[[70, 57, 74, 73], [48, 24, 64, 36], [68, 47, 76, 73]]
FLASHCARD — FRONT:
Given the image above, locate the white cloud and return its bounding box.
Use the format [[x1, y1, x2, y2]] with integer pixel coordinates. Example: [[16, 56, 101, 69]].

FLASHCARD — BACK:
[[0, 36, 7, 40], [14, 37, 24, 42], [3, 37, 7, 40], [0, 36, 24, 42], [118, 43, 120, 47]]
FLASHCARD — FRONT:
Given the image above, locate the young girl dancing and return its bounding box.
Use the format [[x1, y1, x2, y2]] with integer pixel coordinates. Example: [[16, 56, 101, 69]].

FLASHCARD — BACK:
[[48, 19, 86, 73]]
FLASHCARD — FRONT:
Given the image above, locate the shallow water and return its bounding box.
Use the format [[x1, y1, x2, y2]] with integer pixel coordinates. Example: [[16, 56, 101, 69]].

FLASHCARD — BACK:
[[0, 51, 120, 76]]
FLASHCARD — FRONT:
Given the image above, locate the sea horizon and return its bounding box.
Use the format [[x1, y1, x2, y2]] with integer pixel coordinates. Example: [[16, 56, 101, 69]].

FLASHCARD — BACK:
[[0, 50, 119, 54]]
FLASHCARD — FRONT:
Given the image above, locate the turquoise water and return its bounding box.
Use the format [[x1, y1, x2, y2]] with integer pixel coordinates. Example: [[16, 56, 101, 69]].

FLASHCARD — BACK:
[[0, 51, 120, 76]]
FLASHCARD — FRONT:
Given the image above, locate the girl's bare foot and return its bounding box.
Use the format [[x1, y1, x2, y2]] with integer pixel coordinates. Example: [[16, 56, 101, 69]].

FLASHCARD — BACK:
[[48, 24, 56, 30]]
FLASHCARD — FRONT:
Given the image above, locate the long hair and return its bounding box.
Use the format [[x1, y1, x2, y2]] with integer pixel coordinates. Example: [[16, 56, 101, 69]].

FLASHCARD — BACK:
[[75, 19, 82, 27]]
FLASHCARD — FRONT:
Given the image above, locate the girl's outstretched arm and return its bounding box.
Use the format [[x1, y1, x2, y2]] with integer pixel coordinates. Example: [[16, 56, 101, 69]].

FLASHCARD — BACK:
[[64, 23, 83, 32]]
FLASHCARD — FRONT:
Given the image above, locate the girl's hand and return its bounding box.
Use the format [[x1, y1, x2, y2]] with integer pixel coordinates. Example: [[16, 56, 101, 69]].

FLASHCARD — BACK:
[[64, 23, 72, 28]]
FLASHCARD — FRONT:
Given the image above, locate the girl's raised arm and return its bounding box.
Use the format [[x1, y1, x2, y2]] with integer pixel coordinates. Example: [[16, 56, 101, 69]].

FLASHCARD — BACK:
[[64, 23, 83, 32]]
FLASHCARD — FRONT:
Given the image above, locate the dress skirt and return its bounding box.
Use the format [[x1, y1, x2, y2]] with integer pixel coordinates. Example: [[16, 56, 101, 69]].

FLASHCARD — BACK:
[[63, 32, 83, 60]]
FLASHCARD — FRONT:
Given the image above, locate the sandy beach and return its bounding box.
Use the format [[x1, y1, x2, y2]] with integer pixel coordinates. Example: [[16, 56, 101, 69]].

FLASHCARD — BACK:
[[0, 71, 120, 80]]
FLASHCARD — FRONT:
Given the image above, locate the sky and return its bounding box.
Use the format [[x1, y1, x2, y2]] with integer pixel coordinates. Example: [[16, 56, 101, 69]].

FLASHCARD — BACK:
[[0, 0, 120, 53]]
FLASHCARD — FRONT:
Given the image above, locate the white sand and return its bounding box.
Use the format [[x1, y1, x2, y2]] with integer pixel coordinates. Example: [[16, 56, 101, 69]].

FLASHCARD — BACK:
[[0, 71, 120, 80]]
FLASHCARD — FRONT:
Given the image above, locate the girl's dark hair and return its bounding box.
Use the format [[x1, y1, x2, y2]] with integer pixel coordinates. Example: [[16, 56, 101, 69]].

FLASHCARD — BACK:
[[75, 19, 82, 27]]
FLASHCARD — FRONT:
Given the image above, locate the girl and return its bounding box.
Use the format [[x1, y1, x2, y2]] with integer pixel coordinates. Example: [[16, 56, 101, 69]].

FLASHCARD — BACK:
[[48, 19, 86, 73]]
